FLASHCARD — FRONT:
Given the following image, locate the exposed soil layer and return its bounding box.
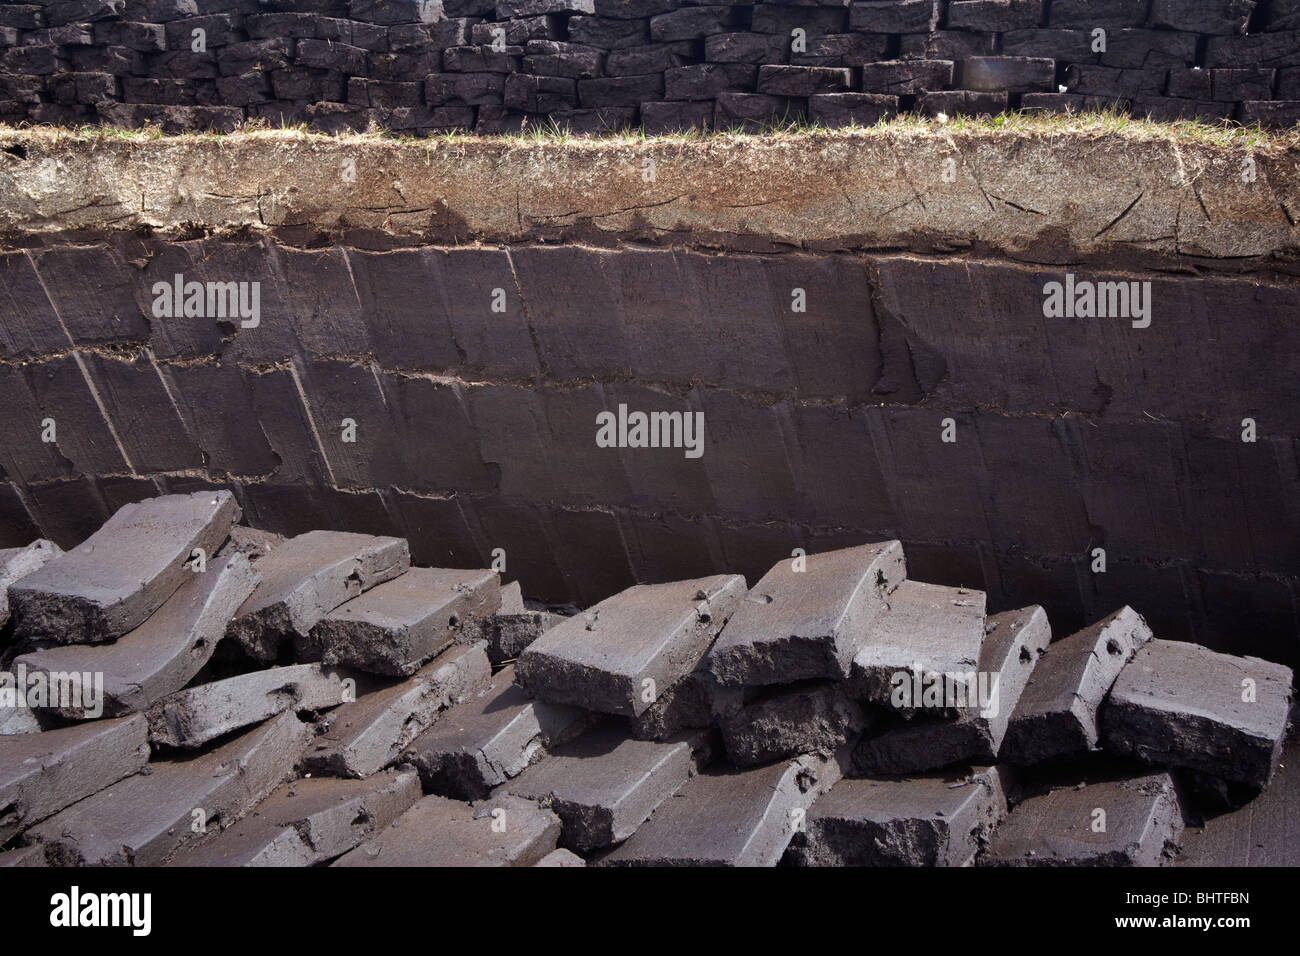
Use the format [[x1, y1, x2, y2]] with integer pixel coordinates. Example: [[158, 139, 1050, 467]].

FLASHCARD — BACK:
[[0, 128, 1296, 664], [1, 127, 1299, 269]]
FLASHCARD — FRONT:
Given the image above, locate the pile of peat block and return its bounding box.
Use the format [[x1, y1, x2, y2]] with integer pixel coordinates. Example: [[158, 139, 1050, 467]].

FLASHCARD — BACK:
[[0, 492, 1292, 867]]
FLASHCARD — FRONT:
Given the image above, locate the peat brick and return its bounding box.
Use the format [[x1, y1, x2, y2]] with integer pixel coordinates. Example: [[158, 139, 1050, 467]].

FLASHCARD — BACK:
[[1098, 29, 1197, 69], [1048, 0, 1147, 28], [468, 582, 567, 664], [162, 14, 241, 49], [517, 575, 746, 717], [0, 702, 43, 737], [305, 642, 493, 778], [665, 62, 756, 99], [708, 542, 906, 687], [604, 41, 693, 75], [720, 681, 871, 766], [388, 20, 476, 51], [1164, 68, 1212, 100], [860, 59, 953, 94], [549, 106, 637, 132], [757, 64, 851, 96], [649, 5, 733, 41], [14, 553, 259, 718], [523, 39, 604, 77], [786, 766, 1009, 866], [984, 772, 1182, 866], [1002, 606, 1152, 766], [1102, 640, 1293, 788], [351, 0, 454, 21], [1064, 63, 1165, 97], [30, 712, 310, 866], [851, 605, 1049, 773], [849, 0, 939, 33], [333, 793, 560, 866], [176, 768, 421, 867], [46, 0, 124, 25], [809, 91, 899, 124], [215, 70, 271, 105], [577, 73, 664, 107], [847, 580, 986, 708], [147, 663, 357, 749], [402, 665, 593, 799], [960, 56, 1055, 92], [506, 724, 696, 851], [10, 491, 239, 644], [366, 50, 442, 81], [999, 28, 1091, 61], [976, 606, 1053, 757], [0, 6, 43, 30], [628, 666, 743, 740], [348, 78, 422, 108], [389, 105, 476, 131], [641, 98, 715, 131], [95, 102, 245, 132], [471, 16, 557, 44], [947, 0, 1043, 31], [753, 5, 847, 33], [1150, 0, 1254, 34], [1240, 99, 1300, 126], [916, 89, 1007, 116], [604, 750, 846, 866], [503, 73, 578, 112], [0, 540, 59, 628], [0, 715, 149, 843], [0, 45, 63, 75], [715, 91, 801, 128], [444, 44, 524, 72], [1209, 68, 1276, 102], [295, 39, 369, 74], [246, 14, 387, 49], [899, 29, 997, 60], [216, 39, 294, 76], [794, 31, 890, 65], [705, 31, 788, 63], [568, 14, 650, 48], [272, 69, 347, 102], [300, 567, 500, 676], [224, 530, 409, 664]]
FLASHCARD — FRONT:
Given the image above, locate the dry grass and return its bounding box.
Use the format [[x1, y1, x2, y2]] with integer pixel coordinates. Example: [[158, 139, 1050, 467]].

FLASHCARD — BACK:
[[1, 106, 1296, 153]]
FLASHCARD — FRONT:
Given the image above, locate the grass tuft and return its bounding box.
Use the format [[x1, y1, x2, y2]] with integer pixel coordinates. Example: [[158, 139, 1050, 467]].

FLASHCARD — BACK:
[[0, 107, 1294, 151]]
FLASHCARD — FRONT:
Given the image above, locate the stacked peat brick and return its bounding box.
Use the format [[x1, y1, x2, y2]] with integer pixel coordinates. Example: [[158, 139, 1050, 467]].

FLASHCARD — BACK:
[[1, 1, 1298, 135], [0, 491, 532, 865], [513, 540, 1296, 866], [3, 492, 1291, 866]]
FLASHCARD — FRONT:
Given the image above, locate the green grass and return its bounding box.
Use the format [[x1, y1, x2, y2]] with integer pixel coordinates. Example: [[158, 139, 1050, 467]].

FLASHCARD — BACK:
[[1, 105, 1294, 150]]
